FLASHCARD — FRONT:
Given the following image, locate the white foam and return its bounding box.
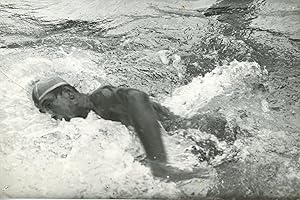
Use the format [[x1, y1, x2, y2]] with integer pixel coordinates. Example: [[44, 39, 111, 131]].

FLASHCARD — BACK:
[[163, 60, 267, 117]]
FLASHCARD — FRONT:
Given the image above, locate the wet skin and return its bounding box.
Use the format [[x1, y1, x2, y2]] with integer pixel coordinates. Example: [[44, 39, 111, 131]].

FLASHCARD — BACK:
[[37, 85, 210, 181]]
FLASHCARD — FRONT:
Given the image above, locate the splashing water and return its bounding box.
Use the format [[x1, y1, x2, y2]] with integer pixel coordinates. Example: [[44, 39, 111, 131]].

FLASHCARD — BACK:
[[164, 60, 268, 117], [1, 0, 299, 198], [0, 50, 267, 198]]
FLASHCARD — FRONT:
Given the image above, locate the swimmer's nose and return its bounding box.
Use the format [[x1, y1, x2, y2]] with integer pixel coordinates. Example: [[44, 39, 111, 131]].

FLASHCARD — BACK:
[[39, 109, 46, 113]]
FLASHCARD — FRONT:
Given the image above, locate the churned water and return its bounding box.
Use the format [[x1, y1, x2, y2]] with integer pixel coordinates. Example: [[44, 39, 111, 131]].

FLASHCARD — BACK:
[[0, 0, 299, 199]]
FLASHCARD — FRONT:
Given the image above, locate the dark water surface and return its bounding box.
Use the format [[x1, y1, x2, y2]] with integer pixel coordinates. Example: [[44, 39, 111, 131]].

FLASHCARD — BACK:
[[0, 0, 299, 199]]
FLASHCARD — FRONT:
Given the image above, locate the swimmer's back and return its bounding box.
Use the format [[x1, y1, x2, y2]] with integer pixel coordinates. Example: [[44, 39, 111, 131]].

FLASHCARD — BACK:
[[90, 85, 175, 125]]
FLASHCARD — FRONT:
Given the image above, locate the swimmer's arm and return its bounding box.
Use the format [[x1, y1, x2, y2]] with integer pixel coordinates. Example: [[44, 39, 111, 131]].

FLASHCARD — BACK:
[[125, 89, 167, 163], [118, 89, 211, 181]]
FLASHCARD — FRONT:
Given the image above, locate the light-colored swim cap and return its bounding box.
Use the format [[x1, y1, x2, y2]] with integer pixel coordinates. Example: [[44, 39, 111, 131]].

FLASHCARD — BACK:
[[32, 77, 69, 108]]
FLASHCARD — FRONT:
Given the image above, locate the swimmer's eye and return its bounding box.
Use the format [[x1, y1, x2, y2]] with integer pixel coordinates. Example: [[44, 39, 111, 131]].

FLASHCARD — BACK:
[[43, 100, 53, 109]]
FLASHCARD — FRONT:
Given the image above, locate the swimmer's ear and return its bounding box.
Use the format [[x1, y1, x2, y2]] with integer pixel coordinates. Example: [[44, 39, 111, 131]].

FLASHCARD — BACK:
[[69, 92, 75, 100], [62, 87, 75, 100]]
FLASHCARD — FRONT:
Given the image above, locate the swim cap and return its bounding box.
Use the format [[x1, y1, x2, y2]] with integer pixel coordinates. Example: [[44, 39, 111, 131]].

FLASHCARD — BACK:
[[32, 77, 69, 108]]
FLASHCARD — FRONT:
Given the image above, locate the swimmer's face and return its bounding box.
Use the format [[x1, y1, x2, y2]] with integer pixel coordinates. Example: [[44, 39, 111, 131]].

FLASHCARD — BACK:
[[39, 86, 89, 121]]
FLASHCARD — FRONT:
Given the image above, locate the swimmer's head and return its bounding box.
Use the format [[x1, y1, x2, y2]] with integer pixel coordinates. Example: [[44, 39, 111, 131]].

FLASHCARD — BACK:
[[32, 77, 91, 121]]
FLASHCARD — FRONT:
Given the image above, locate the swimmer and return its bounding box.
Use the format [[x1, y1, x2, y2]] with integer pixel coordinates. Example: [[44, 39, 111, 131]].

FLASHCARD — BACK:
[[32, 77, 210, 182]]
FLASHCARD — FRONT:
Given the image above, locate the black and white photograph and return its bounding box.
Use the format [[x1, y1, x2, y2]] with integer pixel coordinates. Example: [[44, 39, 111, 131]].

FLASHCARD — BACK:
[[0, 0, 299, 199]]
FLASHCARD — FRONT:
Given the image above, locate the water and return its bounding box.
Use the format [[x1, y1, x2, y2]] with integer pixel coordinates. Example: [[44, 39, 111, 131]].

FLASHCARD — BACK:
[[0, 0, 299, 198]]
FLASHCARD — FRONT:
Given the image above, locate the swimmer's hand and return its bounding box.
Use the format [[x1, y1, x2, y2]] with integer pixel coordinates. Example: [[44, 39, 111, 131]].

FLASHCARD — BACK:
[[149, 160, 211, 182]]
